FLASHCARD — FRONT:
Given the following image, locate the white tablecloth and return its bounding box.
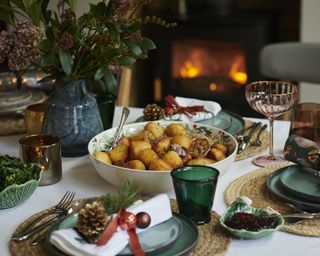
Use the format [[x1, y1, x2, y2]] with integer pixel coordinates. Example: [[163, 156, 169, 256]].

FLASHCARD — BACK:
[[0, 106, 319, 256]]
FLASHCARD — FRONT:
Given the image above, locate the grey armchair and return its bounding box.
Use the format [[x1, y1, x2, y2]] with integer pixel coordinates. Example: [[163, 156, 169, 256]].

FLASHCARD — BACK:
[[260, 42, 320, 84]]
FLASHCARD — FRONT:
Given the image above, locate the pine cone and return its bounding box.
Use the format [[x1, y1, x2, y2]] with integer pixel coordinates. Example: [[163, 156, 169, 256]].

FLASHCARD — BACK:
[[143, 104, 164, 121], [76, 201, 108, 243]]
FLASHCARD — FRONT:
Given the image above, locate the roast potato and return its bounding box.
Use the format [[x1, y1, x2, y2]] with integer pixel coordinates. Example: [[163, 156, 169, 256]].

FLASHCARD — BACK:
[[149, 159, 172, 171], [130, 140, 152, 160], [165, 123, 187, 136], [187, 157, 215, 166], [126, 131, 146, 141], [162, 151, 183, 168], [93, 150, 112, 164], [109, 144, 129, 166], [207, 147, 226, 161], [213, 143, 228, 154], [118, 136, 130, 147], [125, 160, 146, 170], [171, 135, 192, 149], [144, 122, 165, 139], [152, 137, 171, 157], [138, 148, 159, 168]]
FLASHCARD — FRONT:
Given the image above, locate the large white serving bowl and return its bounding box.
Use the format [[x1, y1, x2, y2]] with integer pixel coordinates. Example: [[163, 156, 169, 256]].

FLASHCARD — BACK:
[[88, 121, 238, 194]]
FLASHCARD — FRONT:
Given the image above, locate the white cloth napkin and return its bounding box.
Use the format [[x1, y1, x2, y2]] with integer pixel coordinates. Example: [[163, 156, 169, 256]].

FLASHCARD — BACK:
[[164, 96, 221, 122], [50, 194, 172, 256]]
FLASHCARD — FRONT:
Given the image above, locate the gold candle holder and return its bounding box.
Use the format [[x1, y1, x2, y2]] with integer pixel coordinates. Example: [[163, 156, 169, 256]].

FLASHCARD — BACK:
[[24, 103, 45, 134], [19, 134, 62, 186]]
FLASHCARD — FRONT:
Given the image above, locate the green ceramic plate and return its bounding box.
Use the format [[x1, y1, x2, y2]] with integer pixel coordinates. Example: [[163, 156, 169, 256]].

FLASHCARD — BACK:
[[267, 166, 320, 212], [279, 165, 320, 202], [136, 110, 244, 135], [46, 212, 199, 256], [220, 197, 284, 239]]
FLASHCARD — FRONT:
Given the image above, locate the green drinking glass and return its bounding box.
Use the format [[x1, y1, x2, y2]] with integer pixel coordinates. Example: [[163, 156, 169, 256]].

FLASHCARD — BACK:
[[95, 95, 115, 130], [171, 165, 219, 225]]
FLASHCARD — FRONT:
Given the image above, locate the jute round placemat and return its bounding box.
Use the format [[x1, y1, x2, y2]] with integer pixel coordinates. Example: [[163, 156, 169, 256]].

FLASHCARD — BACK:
[[10, 199, 231, 256], [224, 164, 320, 237], [0, 114, 26, 135], [170, 200, 231, 256], [235, 120, 269, 162]]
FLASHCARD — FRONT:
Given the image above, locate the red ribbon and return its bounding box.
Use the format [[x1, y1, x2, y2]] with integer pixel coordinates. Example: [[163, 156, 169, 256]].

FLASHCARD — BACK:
[[96, 209, 145, 256], [163, 95, 204, 118]]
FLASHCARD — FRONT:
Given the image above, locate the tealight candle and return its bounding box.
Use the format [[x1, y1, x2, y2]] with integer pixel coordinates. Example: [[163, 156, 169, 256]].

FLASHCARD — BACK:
[[19, 134, 62, 185]]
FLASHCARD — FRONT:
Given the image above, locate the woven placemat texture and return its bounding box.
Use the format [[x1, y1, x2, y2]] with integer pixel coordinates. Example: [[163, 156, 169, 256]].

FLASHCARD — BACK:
[[170, 200, 231, 256], [10, 199, 231, 256], [0, 114, 26, 135], [235, 120, 269, 161], [224, 164, 320, 237]]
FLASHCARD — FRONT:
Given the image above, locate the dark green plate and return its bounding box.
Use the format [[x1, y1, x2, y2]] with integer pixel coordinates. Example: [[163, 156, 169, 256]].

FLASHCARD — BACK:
[[267, 166, 320, 212], [136, 110, 244, 135], [279, 165, 320, 202], [46, 212, 198, 256]]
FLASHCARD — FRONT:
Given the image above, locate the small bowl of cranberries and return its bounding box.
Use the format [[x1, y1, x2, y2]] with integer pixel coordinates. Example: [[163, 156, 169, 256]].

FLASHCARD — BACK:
[[220, 196, 284, 239]]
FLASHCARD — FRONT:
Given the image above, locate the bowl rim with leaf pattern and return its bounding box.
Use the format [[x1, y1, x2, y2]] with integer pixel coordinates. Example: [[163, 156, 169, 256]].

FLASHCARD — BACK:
[[0, 161, 42, 210], [219, 197, 284, 239], [88, 120, 238, 194]]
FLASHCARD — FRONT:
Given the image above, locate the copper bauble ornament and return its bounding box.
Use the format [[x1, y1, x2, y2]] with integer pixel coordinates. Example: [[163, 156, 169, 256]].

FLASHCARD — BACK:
[[136, 212, 151, 229], [119, 210, 137, 230]]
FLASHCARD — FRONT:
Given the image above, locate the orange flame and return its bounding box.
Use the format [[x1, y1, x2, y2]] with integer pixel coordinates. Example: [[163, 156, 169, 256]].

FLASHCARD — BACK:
[[180, 61, 200, 78], [229, 56, 247, 84]]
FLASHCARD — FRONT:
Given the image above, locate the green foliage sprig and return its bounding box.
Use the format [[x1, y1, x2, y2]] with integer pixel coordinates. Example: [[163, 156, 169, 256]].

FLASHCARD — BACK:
[[0, 155, 41, 191], [99, 180, 140, 215], [0, 0, 176, 97]]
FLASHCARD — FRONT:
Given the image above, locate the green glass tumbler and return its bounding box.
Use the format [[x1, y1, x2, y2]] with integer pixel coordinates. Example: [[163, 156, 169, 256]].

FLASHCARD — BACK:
[[171, 165, 219, 225], [95, 95, 115, 130]]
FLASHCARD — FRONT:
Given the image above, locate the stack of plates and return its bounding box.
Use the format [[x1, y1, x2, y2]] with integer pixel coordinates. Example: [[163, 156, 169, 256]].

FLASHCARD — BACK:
[[0, 90, 46, 116], [267, 165, 320, 212]]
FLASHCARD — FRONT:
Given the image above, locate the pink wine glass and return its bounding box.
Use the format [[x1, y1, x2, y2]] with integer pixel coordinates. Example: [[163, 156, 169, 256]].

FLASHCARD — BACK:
[[245, 81, 299, 167]]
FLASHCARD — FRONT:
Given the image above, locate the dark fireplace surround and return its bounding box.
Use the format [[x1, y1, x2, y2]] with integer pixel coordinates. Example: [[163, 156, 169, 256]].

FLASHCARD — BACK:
[[138, 9, 277, 117]]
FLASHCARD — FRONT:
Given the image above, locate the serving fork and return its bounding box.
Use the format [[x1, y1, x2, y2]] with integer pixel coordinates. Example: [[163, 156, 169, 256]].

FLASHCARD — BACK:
[[12, 191, 75, 241]]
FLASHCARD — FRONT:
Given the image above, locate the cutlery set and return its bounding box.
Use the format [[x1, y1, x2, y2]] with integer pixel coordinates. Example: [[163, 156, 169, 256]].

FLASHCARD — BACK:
[[235, 122, 267, 154], [12, 191, 77, 246]]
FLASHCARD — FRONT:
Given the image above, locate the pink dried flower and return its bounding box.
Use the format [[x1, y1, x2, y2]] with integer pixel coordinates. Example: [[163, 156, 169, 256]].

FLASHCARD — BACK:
[[0, 31, 13, 64], [7, 21, 41, 71], [58, 32, 74, 50]]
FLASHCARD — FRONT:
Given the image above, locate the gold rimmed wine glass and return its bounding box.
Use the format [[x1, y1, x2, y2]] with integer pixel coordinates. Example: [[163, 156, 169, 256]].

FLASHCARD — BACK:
[[245, 81, 299, 167]]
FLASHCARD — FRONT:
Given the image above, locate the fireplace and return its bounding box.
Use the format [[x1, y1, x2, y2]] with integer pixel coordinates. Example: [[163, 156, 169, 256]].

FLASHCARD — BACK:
[[137, 8, 278, 117], [172, 39, 247, 84]]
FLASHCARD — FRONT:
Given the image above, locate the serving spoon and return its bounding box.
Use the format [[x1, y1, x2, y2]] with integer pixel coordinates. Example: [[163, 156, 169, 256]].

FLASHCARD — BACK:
[[105, 107, 130, 151]]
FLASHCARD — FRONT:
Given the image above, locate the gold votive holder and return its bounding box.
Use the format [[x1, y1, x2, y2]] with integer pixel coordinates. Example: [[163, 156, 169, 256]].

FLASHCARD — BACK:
[[19, 134, 62, 186], [25, 103, 45, 134]]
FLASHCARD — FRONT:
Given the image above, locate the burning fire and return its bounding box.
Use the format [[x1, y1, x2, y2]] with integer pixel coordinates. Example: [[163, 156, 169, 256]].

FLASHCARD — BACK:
[[229, 55, 247, 84], [180, 61, 200, 78], [178, 54, 247, 84]]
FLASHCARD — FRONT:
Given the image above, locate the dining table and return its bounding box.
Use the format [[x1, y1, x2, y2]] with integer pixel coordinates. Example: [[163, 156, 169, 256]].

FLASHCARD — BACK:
[[0, 106, 319, 256]]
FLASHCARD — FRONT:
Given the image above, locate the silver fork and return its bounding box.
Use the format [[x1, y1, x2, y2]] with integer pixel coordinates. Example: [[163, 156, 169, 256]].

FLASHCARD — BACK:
[[236, 122, 262, 154], [12, 191, 75, 241]]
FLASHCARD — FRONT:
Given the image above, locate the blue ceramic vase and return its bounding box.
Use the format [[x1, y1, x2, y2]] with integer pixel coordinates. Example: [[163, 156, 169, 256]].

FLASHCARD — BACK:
[[42, 78, 103, 157]]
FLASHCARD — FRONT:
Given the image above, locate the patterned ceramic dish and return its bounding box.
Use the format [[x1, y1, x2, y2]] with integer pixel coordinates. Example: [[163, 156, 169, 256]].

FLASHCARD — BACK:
[[0, 162, 41, 209], [88, 121, 238, 194], [220, 197, 284, 239]]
